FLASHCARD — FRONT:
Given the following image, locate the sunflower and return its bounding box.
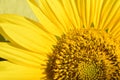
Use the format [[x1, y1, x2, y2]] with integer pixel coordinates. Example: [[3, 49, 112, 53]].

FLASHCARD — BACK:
[[0, 0, 120, 80]]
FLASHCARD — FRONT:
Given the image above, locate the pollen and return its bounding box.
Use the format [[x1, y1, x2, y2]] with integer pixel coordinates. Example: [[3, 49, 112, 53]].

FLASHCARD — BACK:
[[46, 29, 120, 80]]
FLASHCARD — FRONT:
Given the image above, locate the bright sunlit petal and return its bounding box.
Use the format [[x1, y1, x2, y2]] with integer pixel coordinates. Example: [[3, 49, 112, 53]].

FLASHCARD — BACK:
[[0, 61, 42, 80], [27, 0, 65, 36], [0, 14, 55, 54], [0, 42, 47, 68]]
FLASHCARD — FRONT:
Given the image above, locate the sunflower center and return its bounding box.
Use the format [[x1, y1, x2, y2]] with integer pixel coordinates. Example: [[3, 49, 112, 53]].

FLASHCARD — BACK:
[[46, 29, 120, 80]]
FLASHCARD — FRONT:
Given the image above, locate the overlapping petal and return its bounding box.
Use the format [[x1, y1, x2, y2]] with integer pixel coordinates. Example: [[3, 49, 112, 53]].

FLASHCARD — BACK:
[[0, 61, 43, 80], [99, 0, 120, 30], [61, 0, 82, 28], [0, 14, 56, 54], [0, 42, 47, 68], [27, 0, 67, 36]]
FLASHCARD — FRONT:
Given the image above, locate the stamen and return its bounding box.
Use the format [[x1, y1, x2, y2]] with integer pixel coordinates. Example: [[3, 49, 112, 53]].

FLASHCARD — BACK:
[[46, 29, 120, 80]]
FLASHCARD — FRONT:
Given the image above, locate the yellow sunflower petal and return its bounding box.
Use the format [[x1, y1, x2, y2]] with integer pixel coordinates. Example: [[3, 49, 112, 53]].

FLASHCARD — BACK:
[[0, 14, 55, 54], [76, 0, 93, 27], [61, 0, 82, 28], [0, 61, 43, 80], [85, 0, 91, 27], [0, 42, 47, 68], [99, 0, 120, 29], [43, 0, 77, 29], [77, 0, 86, 27], [111, 22, 120, 40], [36, 0, 70, 32], [104, 0, 120, 29], [108, 7, 120, 33], [27, 0, 65, 36], [93, 0, 104, 28]]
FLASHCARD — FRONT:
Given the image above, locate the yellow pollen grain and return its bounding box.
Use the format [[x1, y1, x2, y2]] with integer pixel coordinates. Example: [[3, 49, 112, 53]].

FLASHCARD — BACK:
[[46, 29, 120, 80]]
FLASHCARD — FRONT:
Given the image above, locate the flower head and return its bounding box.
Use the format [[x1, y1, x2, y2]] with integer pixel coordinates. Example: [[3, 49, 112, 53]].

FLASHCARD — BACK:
[[0, 0, 120, 80]]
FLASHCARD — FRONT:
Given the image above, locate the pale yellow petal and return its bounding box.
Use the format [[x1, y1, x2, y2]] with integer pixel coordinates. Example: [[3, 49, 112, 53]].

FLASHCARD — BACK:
[[0, 42, 47, 68], [27, 0, 64, 36], [0, 61, 44, 80], [0, 14, 55, 54]]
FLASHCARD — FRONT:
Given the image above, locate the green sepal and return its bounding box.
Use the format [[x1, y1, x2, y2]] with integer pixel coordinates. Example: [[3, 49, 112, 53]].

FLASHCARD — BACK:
[[105, 28, 109, 33], [0, 34, 6, 42], [90, 22, 94, 28], [55, 35, 61, 40]]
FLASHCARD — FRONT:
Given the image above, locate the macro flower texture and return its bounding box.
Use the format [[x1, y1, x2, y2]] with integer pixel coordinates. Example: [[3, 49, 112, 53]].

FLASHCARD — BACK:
[[0, 0, 120, 80]]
